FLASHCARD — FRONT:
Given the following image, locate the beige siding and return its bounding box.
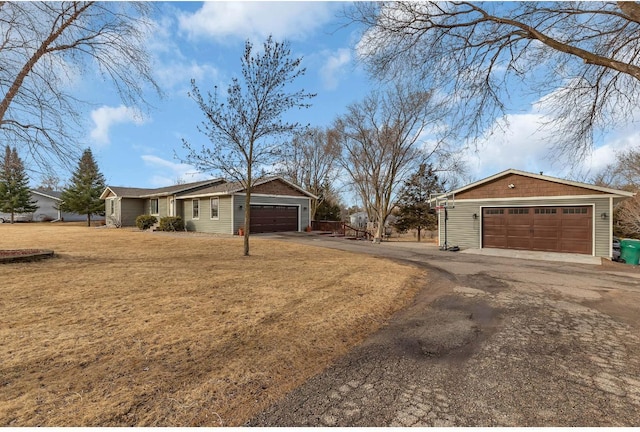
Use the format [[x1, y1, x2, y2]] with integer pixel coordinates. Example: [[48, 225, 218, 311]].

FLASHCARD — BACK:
[[441, 197, 613, 258]]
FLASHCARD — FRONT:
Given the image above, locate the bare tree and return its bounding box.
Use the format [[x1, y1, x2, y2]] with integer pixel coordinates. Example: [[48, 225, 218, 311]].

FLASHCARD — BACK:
[[37, 171, 61, 192], [183, 36, 315, 256], [348, 2, 640, 160], [592, 146, 640, 237], [616, 195, 640, 238], [334, 83, 450, 243], [279, 127, 341, 220], [0, 2, 160, 170]]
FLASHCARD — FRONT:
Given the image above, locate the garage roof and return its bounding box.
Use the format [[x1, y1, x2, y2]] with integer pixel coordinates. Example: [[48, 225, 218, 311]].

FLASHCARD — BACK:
[[441, 169, 635, 199]]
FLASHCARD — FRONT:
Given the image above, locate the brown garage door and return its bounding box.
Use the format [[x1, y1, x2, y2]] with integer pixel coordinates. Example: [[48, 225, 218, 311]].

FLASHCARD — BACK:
[[483, 206, 592, 254], [250, 205, 298, 233]]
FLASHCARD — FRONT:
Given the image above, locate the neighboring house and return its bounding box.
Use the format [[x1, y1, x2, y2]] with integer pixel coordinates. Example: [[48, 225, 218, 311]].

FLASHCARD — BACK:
[[349, 211, 368, 228], [348, 211, 396, 229], [432, 169, 634, 259], [0, 189, 95, 223], [100, 176, 315, 234]]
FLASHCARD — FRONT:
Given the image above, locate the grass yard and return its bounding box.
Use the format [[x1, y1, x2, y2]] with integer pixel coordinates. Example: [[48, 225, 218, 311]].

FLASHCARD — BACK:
[[0, 224, 423, 426]]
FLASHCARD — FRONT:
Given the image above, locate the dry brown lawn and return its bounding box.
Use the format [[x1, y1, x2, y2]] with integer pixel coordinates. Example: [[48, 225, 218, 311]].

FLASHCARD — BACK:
[[0, 224, 423, 426]]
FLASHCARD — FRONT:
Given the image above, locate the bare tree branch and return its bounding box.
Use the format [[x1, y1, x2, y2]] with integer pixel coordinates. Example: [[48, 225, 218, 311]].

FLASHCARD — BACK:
[[182, 36, 315, 256], [0, 2, 161, 171], [348, 1, 640, 160], [334, 83, 452, 242]]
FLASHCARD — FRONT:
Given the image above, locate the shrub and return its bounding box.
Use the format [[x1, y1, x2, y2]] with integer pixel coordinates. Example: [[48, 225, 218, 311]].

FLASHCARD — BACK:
[[158, 216, 184, 232], [135, 214, 157, 230]]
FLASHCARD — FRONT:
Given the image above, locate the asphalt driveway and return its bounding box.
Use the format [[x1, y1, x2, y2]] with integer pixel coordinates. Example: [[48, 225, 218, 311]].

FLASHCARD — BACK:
[[248, 233, 640, 426]]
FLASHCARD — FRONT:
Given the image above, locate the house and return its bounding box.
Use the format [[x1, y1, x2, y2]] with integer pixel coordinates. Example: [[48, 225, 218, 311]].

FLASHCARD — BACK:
[[100, 176, 315, 234], [432, 169, 634, 259], [0, 189, 96, 223], [349, 211, 368, 228]]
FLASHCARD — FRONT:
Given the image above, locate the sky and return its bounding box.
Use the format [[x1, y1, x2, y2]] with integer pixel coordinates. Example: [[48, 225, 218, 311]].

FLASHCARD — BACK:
[[38, 1, 639, 202]]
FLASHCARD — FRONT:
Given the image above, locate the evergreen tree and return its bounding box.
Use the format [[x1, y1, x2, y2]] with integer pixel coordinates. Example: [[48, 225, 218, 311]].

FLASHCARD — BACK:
[[60, 148, 106, 227], [315, 198, 342, 221], [0, 145, 38, 223], [392, 164, 444, 242]]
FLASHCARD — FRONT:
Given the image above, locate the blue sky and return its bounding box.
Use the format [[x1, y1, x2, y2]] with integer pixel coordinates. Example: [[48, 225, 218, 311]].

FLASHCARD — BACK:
[[80, 1, 373, 191], [43, 2, 639, 201]]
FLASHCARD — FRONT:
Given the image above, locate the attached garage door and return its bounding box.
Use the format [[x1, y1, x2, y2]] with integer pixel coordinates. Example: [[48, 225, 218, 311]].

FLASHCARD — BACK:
[[250, 205, 298, 233], [483, 206, 592, 254]]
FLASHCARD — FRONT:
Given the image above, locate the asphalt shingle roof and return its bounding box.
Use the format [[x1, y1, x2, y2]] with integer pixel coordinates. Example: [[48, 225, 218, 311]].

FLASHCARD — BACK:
[[104, 179, 224, 198]]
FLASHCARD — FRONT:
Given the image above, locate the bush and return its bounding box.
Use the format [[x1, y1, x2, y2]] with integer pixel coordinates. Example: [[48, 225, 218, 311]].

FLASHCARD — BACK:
[[158, 216, 184, 232], [135, 214, 157, 230]]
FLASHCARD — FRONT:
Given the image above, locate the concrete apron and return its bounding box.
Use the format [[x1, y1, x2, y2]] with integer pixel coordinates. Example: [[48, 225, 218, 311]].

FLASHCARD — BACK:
[[461, 247, 603, 265]]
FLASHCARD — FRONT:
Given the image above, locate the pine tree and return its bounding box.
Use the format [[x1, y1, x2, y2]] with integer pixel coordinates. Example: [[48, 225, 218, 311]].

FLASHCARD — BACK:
[[392, 164, 444, 242], [0, 146, 38, 223], [60, 148, 106, 227]]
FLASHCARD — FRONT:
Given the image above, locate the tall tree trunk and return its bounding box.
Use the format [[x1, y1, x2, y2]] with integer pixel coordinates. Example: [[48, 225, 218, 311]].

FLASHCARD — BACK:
[[243, 163, 252, 256], [417, 226, 421, 242], [243, 192, 250, 256]]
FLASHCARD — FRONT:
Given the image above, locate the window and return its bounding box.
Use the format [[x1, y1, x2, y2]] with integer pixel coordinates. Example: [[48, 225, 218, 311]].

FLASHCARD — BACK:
[[508, 208, 529, 215], [210, 197, 219, 219], [109, 199, 115, 215], [192, 199, 200, 219], [150, 198, 159, 215], [485, 209, 504, 215], [535, 208, 556, 214], [563, 207, 588, 214]]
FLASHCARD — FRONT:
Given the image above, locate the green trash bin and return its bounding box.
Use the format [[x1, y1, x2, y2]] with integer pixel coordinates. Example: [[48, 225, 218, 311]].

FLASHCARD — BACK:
[[620, 239, 640, 265]]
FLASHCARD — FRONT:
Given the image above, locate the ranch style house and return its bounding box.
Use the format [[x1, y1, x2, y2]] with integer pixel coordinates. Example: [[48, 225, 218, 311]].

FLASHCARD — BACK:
[[100, 176, 316, 234]]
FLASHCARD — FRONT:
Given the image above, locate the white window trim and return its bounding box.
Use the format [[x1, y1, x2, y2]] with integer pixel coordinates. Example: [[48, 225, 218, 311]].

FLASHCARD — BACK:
[[150, 198, 159, 215], [210, 197, 219, 220], [192, 199, 200, 219]]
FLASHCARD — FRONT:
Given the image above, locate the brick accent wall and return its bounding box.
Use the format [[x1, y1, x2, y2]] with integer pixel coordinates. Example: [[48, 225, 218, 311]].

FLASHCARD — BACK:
[[251, 179, 306, 197], [457, 174, 606, 199]]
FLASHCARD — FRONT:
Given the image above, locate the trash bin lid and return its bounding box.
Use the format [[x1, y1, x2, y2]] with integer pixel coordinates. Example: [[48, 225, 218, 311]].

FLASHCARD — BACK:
[[620, 238, 640, 247]]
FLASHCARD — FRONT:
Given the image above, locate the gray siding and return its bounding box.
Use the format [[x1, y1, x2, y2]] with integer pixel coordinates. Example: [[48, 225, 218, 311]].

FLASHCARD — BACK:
[[179, 193, 311, 234], [159, 197, 168, 217], [440, 197, 613, 258], [119, 198, 145, 226], [184, 196, 233, 234], [31, 194, 58, 221], [2, 192, 92, 222]]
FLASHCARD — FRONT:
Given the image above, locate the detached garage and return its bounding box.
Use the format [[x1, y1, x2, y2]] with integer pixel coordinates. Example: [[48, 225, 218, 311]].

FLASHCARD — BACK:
[[435, 169, 634, 259]]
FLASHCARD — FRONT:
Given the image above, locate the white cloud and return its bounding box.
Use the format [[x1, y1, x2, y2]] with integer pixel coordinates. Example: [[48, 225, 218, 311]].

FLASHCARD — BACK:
[[154, 61, 219, 93], [462, 113, 556, 180], [141, 154, 209, 186], [177, 2, 335, 42], [319, 48, 351, 90], [461, 111, 640, 183], [90, 105, 146, 146]]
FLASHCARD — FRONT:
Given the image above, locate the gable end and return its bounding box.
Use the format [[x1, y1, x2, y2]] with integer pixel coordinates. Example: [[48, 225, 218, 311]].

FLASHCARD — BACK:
[[251, 179, 306, 197], [456, 173, 607, 200]]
